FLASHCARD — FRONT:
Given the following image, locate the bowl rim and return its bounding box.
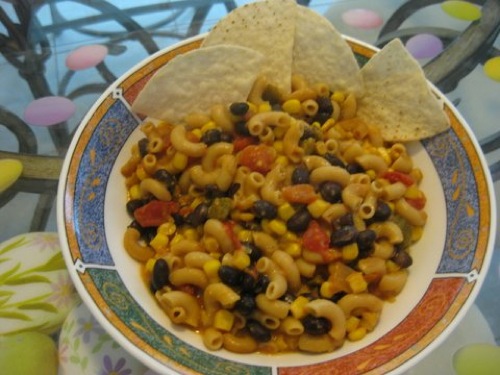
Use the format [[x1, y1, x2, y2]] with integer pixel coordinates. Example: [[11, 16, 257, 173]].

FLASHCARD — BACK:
[[57, 32, 497, 375]]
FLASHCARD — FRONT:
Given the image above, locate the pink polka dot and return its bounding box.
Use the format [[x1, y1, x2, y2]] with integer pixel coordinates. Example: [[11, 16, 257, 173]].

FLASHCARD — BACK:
[[65, 44, 108, 70], [24, 96, 76, 127], [341, 9, 383, 29], [405, 34, 444, 59]]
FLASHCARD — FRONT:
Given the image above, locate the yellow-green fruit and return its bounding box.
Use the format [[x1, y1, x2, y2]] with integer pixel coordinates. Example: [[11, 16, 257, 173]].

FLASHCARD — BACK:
[[0, 331, 58, 375], [453, 343, 500, 375]]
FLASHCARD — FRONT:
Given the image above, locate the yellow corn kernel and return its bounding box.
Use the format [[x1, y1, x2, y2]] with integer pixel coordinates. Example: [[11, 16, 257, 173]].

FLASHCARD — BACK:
[[282, 231, 298, 242], [258, 102, 272, 113], [360, 311, 380, 331], [386, 259, 401, 273], [342, 243, 359, 262], [203, 236, 220, 253], [201, 120, 216, 133], [410, 168, 423, 184], [170, 233, 184, 245], [377, 147, 392, 165], [331, 91, 345, 103], [278, 202, 295, 221], [284, 242, 302, 258], [190, 128, 202, 139], [282, 99, 302, 115], [346, 316, 361, 333], [150, 233, 169, 252], [247, 102, 258, 115], [290, 296, 309, 319], [268, 219, 287, 236], [232, 249, 251, 270], [307, 199, 330, 218], [404, 185, 421, 200], [348, 326, 367, 341], [172, 152, 188, 171], [183, 228, 199, 241], [145, 258, 156, 273], [411, 226, 424, 242], [320, 281, 335, 298], [365, 169, 376, 180], [158, 221, 176, 236], [273, 126, 287, 139], [136, 165, 148, 180], [275, 155, 289, 167], [128, 184, 141, 200], [237, 229, 253, 243], [261, 219, 272, 234], [273, 140, 284, 153], [346, 272, 367, 293], [213, 309, 235, 332], [203, 259, 221, 279]]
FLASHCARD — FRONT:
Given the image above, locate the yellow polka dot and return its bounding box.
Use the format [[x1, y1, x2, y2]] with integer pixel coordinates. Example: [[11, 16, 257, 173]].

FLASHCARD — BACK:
[[441, 1, 482, 21], [0, 159, 23, 193], [484, 57, 500, 82]]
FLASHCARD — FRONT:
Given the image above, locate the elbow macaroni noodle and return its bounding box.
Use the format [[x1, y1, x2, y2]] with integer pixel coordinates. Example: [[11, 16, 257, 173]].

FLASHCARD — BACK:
[[122, 73, 429, 354]]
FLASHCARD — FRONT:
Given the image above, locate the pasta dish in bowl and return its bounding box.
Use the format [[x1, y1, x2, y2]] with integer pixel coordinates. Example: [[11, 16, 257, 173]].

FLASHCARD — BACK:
[[57, 1, 496, 374]]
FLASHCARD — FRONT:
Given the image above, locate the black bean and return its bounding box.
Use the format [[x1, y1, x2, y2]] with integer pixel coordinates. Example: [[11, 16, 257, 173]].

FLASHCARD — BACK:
[[128, 221, 156, 243], [316, 96, 333, 115], [200, 129, 222, 145], [126, 199, 148, 216], [205, 184, 224, 199], [186, 202, 209, 226], [153, 169, 177, 193], [357, 229, 377, 252], [280, 292, 296, 304], [300, 125, 319, 141], [138, 138, 149, 157], [151, 258, 170, 292], [302, 314, 332, 335], [246, 319, 272, 342], [372, 201, 392, 222], [287, 206, 312, 233], [234, 294, 256, 316], [337, 213, 354, 227], [312, 112, 331, 125], [330, 291, 347, 303], [242, 242, 262, 263], [319, 181, 343, 203], [291, 165, 310, 184], [241, 273, 256, 292], [346, 162, 364, 174], [392, 249, 413, 268], [324, 153, 345, 168], [218, 265, 245, 287], [253, 200, 277, 220], [230, 102, 249, 116], [330, 225, 357, 247], [171, 212, 184, 226], [225, 182, 241, 197], [234, 121, 251, 136], [220, 132, 234, 143], [254, 273, 270, 294]]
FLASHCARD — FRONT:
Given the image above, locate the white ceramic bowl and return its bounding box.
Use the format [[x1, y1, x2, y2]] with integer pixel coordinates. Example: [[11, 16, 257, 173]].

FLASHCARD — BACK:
[[57, 35, 497, 375]]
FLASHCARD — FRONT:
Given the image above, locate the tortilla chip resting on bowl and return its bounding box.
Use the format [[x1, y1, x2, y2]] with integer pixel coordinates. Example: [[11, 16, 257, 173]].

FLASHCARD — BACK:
[[356, 39, 449, 142], [201, 0, 296, 95], [293, 6, 364, 97], [132, 45, 264, 124]]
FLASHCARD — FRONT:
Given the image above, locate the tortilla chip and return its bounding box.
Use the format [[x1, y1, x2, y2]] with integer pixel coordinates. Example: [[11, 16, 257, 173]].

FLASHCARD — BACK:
[[132, 45, 264, 124], [293, 6, 364, 96], [356, 39, 449, 142], [201, 0, 296, 94]]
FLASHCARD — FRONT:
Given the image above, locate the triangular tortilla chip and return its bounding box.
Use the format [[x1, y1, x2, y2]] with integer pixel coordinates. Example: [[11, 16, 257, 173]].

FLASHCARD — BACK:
[[132, 45, 264, 124], [356, 39, 449, 141], [201, 0, 296, 94], [293, 6, 364, 96]]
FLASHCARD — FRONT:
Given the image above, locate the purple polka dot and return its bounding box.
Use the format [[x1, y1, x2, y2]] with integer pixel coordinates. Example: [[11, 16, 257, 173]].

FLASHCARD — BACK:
[[405, 34, 444, 59], [65, 44, 108, 70], [24, 96, 76, 127], [341, 9, 383, 29]]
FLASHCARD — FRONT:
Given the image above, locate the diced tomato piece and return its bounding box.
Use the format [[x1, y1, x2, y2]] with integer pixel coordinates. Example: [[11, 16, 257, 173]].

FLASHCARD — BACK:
[[302, 220, 329, 253], [282, 184, 318, 204], [222, 220, 241, 250], [382, 171, 415, 186], [233, 136, 258, 152], [405, 196, 426, 210], [238, 144, 275, 174], [133, 200, 179, 227]]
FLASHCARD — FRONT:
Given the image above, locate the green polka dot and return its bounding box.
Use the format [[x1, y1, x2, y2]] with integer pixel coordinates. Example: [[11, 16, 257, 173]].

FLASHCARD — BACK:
[[484, 57, 500, 82], [441, 1, 482, 21]]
